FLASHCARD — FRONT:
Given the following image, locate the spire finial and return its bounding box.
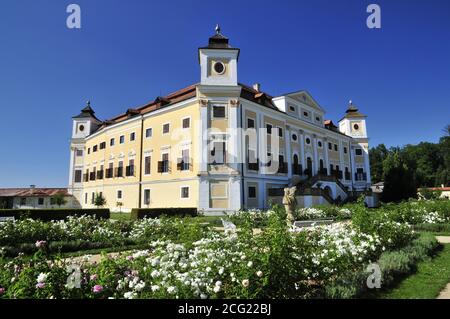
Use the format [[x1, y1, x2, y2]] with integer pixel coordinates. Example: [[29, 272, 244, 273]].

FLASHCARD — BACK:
[[86, 100, 91, 107], [349, 99, 353, 106], [215, 24, 221, 35]]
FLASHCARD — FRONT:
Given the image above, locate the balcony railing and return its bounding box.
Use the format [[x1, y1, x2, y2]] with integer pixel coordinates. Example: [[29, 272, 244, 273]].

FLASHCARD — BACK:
[[277, 162, 288, 174], [126, 165, 135, 177], [105, 168, 113, 179], [157, 160, 170, 173], [96, 170, 104, 180], [292, 164, 302, 175], [115, 167, 124, 178], [247, 160, 259, 171], [177, 158, 191, 171]]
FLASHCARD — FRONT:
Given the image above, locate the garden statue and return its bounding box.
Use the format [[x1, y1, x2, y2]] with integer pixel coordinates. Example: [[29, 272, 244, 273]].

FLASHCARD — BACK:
[[282, 186, 297, 226]]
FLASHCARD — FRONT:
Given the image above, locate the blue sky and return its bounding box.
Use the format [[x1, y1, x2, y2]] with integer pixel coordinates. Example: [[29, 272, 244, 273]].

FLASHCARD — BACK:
[[0, 0, 449, 187]]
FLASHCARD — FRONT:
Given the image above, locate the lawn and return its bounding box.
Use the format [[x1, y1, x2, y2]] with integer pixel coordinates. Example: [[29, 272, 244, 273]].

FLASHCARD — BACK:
[[378, 244, 450, 299]]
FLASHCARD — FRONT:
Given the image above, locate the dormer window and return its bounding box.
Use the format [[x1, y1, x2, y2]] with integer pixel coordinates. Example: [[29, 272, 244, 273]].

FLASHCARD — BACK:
[[289, 105, 296, 112], [303, 111, 309, 117], [78, 125, 85, 132], [353, 123, 360, 130]]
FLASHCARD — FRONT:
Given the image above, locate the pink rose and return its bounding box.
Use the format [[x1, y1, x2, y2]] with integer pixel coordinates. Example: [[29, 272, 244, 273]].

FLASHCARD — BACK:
[[35, 240, 47, 248], [93, 285, 103, 293], [90, 274, 98, 281], [36, 282, 46, 289], [0, 287, 5, 295]]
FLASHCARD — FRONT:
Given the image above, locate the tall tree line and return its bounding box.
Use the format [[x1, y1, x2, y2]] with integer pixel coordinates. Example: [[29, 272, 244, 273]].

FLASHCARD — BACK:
[[369, 125, 450, 202]]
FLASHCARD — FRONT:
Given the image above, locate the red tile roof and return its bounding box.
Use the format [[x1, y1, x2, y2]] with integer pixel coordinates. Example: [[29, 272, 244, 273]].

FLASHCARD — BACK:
[[0, 188, 70, 198]]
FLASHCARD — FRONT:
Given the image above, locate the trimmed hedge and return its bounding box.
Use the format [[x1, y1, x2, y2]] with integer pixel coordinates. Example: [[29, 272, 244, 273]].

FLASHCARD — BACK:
[[0, 209, 110, 221], [413, 223, 450, 233], [131, 207, 197, 220]]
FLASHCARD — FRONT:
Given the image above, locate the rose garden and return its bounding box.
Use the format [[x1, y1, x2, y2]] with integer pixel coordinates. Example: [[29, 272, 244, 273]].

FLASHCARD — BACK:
[[0, 199, 449, 299]]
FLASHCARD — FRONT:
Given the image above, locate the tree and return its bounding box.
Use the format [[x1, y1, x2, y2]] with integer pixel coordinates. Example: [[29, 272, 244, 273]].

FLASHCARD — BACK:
[[369, 144, 389, 183], [116, 201, 123, 213], [94, 193, 106, 207], [381, 151, 417, 202], [51, 192, 67, 207]]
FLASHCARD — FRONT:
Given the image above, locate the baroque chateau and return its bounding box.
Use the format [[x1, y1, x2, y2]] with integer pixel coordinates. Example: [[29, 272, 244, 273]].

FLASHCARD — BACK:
[[68, 27, 372, 213]]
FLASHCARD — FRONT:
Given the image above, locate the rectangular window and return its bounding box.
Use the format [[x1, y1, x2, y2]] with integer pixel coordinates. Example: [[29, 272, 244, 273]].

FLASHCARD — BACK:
[[74, 170, 82, 183], [182, 118, 190, 129], [334, 144, 338, 151], [126, 159, 135, 177], [144, 156, 151, 175], [116, 161, 124, 177], [119, 135, 125, 144], [88, 148, 91, 154], [145, 128, 152, 138], [20, 198, 26, 206], [289, 105, 296, 112], [93, 145, 98, 152], [162, 123, 170, 134], [143, 189, 150, 205], [110, 138, 115, 146], [84, 193, 87, 204], [106, 162, 114, 178], [247, 118, 255, 128], [38, 198, 44, 205], [158, 153, 169, 173], [213, 105, 226, 118], [99, 142, 106, 150], [117, 190, 122, 199], [328, 143, 332, 150], [76, 149, 83, 156], [211, 141, 226, 164], [355, 148, 363, 156], [130, 132, 135, 141], [344, 147, 348, 154], [181, 187, 189, 199], [179, 149, 190, 171], [91, 192, 95, 204], [248, 186, 257, 199], [277, 127, 283, 137], [266, 124, 272, 135]]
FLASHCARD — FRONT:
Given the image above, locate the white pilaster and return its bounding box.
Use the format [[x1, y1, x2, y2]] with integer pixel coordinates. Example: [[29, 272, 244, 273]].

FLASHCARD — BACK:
[[312, 134, 319, 174], [285, 126, 292, 178], [299, 130, 305, 172]]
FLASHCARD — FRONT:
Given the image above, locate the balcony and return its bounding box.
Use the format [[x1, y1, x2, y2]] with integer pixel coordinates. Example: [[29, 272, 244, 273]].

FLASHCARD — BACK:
[[126, 165, 135, 177], [292, 164, 302, 175], [177, 158, 191, 171], [277, 162, 288, 174], [105, 168, 113, 179], [115, 167, 124, 178], [157, 160, 170, 173], [247, 160, 259, 171], [96, 170, 104, 180]]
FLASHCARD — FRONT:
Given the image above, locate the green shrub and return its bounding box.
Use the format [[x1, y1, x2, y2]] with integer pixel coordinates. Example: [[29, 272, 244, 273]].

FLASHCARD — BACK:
[[0, 209, 110, 221], [131, 208, 197, 220]]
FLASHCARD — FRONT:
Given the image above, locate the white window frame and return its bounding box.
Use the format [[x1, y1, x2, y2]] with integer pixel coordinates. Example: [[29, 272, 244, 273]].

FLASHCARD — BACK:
[[247, 185, 257, 199], [145, 127, 153, 138], [143, 188, 151, 205], [130, 131, 136, 142], [246, 116, 256, 129], [162, 122, 171, 135], [180, 186, 190, 199], [181, 116, 191, 130]]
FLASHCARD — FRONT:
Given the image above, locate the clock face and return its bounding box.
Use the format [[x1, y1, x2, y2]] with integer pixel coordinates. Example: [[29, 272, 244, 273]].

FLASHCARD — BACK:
[[213, 61, 225, 74]]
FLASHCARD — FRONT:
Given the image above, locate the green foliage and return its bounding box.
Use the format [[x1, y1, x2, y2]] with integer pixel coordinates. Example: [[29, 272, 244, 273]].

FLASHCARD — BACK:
[[0, 209, 110, 221], [382, 151, 417, 202], [50, 192, 67, 207], [418, 188, 442, 200], [94, 193, 106, 208]]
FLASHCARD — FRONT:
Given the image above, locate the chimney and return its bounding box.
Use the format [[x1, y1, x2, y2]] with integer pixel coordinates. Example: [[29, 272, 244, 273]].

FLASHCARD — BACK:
[[253, 83, 261, 92], [30, 184, 36, 194]]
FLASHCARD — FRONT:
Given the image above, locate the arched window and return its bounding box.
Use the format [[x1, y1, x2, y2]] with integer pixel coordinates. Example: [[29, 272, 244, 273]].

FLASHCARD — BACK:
[[293, 154, 301, 175]]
